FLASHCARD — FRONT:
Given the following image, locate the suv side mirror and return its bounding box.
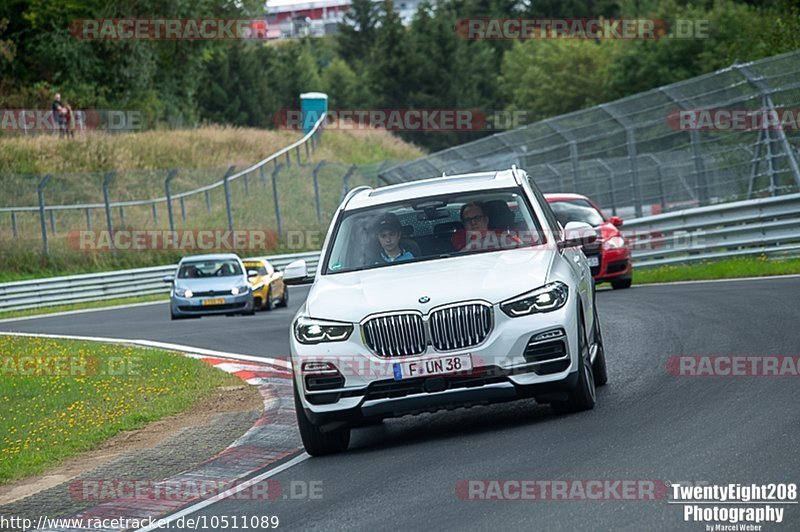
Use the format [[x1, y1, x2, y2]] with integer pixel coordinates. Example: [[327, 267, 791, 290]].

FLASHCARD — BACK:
[[162, 274, 174, 283], [560, 221, 597, 248], [283, 259, 313, 285], [609, 215, 624, 228]]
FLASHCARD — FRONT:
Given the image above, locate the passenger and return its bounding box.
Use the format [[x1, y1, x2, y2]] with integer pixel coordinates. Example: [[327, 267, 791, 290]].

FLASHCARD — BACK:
[[454, 201, 522, 251], [374, 213, 414, 263]]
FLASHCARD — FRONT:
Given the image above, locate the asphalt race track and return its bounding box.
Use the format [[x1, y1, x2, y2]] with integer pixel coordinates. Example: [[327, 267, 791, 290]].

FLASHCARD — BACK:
[[2, 277, 799, 530]]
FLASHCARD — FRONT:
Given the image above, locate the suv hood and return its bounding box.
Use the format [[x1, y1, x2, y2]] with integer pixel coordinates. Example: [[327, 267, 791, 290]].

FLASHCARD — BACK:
[[305, 247, 556, 322]]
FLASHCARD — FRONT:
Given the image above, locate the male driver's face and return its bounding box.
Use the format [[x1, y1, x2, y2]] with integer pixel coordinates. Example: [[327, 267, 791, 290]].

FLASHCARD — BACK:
[[462, 205, 488, 231]]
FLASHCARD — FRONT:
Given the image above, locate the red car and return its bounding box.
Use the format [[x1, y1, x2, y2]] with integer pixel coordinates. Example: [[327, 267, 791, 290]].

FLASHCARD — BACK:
[[545, 193, 633, 289]]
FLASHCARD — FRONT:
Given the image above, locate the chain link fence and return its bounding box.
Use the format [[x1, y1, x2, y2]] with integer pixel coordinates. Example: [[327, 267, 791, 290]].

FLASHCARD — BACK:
[[380, 51, 800, 220], [0, 116, 398, 257]]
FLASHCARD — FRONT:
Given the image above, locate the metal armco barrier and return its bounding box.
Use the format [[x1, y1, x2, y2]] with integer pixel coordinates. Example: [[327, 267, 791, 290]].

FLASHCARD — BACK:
[[624, 192, 800, 267], [0, 251, 320, 313], [1, 193, 798, 313]]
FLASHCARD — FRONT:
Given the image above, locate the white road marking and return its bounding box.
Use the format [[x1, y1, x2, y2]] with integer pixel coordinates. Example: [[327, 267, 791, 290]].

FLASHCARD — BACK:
[[630, 273, 800, 288], [0, 300, 166, 324], [133, 453, 310, 532]]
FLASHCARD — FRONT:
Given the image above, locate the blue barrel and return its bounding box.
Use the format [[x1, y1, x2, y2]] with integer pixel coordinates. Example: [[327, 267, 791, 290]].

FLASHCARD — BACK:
[[300, 92, 328, 134]]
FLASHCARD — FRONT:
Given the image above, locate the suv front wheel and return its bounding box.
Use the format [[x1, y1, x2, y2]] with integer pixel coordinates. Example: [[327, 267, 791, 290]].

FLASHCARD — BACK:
[[293, 384, 350, 456], [551, 313, 597, 414]]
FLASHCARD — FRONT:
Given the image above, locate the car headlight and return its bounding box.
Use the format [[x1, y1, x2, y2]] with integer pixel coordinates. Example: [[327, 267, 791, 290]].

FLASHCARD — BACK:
[[175, 288, 193, 298], [603, 236, 626, 250], [231, 285, 249, 295], [500, 281, 569, 317], [294, 317, 354, 344]]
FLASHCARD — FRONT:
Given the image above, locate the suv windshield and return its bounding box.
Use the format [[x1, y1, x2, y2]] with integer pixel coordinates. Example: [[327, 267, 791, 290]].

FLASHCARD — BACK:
[[324, 188, 544, 274], [549, 199, 605, 227], [178, 259, 243, 278]]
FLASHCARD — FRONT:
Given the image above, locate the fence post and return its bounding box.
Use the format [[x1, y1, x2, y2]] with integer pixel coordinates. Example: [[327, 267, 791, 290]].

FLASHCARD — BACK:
[[118, 206, 125, 226], [179, 197, 186, 222], [339, 164, 357, 202], [659, 87, 709, 206], [285, 151, 291, 169], [747, 129, 765, 198], [223, 165, 236, 232], [102, 171, 116, 254], [259, 166, 267, 187], [11, 211, 17, 238], [595, 160, 617, 216], [600, 105, 643, 217], [296, 145, 302, 166], [735, 60, 800, 191], [151, 203, 158, 224], [37, 174, 52, 256], [243, 172, 250, 195], [312, 161, 326, 226], [165, 169, 178, 233], [376, 160, 389, 187], [85, 208, 92, 230], [205, 190, 212, 213], [305, 141, 310, 161], [644, 154, 666, 212], [271, 163, 284, 238], [49, 209, 56, 235]]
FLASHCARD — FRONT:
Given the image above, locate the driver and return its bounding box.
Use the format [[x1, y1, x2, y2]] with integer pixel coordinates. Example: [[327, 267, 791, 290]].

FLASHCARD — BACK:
[[454, 201, 522, 251], [374, 213, 415, 263]]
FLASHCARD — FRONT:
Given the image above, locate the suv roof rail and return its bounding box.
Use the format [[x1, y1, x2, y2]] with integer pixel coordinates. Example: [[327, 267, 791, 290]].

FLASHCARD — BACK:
[[510, 165, 523, 186]]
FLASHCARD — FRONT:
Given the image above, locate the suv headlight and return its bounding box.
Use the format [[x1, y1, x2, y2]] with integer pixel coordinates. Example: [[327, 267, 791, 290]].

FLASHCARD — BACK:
[[603, 236, 626, 250], [231, 285, 249, 295], [294, 317, 354, 344], [175, 288, 193, 298], [500, 281, 569, 317]]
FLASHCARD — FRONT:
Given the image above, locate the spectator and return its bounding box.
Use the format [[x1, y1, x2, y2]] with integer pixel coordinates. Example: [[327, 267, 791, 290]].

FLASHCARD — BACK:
[[52, 92, 67, 138]]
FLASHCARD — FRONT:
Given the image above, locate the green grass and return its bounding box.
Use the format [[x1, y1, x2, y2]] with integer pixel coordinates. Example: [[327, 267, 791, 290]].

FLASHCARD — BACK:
[[0, 294, 168, 320], [0, 335, 243, 484], [0, 128, 422, 280], [633, 256, 800, 284]]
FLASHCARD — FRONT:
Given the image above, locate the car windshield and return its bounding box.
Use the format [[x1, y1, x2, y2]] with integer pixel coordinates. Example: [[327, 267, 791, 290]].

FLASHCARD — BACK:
[[177, 259, 242, 278], [244, 264, 268, 275], [324, 188, 545, 274], [549, 199, 605, 227]]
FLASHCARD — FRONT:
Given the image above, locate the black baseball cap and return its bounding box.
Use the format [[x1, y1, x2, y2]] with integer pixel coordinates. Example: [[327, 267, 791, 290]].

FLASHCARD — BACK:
[[374, 213, 402, 233]]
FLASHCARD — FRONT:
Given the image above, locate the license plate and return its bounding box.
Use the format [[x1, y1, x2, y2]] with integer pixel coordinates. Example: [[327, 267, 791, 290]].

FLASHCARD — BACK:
[[587, 256, 599, 267], [393, 354, 472, 380], [201, 298, 225, 306]]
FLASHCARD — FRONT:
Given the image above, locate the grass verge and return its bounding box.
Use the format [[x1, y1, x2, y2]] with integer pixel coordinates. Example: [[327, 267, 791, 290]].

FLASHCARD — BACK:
[[633, 256, 800, 284], [0, 335, 243, 484], [0, 294, 167, 321]]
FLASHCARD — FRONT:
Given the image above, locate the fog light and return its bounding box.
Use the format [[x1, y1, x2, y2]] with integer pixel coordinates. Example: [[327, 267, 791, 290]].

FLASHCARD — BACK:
[[532, 329, 565, 343]]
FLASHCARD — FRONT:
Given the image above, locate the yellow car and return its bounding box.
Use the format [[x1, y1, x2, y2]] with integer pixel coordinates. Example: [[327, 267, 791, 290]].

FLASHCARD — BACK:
[[243, 259, 288, 311]]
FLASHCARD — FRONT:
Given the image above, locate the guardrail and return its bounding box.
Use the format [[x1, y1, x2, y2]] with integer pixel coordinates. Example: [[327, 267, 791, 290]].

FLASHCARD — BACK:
[[0, 252, 320, 313], [624, 192, 800, 267], [1, 193, 798, 312]]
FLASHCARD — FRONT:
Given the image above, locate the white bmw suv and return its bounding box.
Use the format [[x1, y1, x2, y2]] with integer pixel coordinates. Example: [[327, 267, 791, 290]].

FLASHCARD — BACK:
[[284, 167, 608, 455]]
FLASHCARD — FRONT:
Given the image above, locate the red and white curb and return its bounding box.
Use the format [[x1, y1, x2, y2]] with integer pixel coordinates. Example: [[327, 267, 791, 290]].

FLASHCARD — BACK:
[[0, 332, 305, 532]]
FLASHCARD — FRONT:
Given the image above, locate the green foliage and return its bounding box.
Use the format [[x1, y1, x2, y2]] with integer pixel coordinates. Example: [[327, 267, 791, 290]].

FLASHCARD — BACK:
[[1, 0, 798, 150]]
